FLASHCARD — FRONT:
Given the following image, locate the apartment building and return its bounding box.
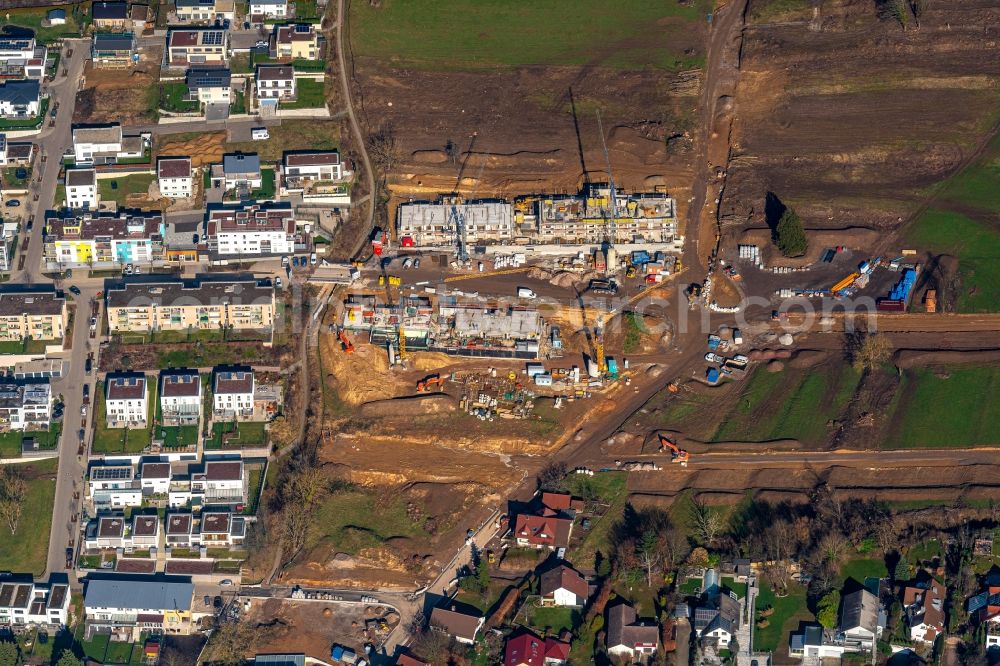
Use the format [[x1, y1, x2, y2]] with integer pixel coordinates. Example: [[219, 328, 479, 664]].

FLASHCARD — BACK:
[[0, 36, 49, 80], [65, 168, 99, 210], [157, 157, 194, 199], [91, 33, 136, 68], [105, 372, 148, 428], [0, 381, 52, 432], [396, 198, 514, 247], [72, 123, 148, 165], [160, 369, 201, 426], [0, 80, 41, 119], [0, 285, 67, 342], [43, 211, 165, 267], [185, 67, 231, 105], [255, 65, 295, 103], [167, 28, 229, 67], [205, 202, 297, 256], [270, 24, 319, 60], [174, 0, 235, 22], [213, 368, 255, 421], [0, 574, 70, 628], [105, 273, 275, 334], [84, 575, 194, 636], [89, 464, 142, 508]]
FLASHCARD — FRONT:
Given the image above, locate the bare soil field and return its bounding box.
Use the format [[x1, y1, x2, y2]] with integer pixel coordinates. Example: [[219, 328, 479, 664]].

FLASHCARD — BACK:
[[74, 53, 162, 125], [720, 0, 1000, 233]]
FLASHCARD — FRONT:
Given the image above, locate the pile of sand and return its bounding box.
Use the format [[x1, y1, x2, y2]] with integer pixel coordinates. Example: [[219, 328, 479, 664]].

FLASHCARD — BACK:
[[157, 131, 227, 167]]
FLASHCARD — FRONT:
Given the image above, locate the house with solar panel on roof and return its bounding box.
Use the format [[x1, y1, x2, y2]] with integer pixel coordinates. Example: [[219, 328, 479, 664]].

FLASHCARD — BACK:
[[83, 574, 195, 637], [185, 67, 232, 107], [167, 28, 229, 67]]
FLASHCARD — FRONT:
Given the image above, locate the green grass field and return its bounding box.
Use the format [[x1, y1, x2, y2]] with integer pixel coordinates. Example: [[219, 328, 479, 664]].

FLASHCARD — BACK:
[[884, 365, 1000, 448], [711, 363, 862, 444], [0, 5, 84, 43], [284, 79, 326, 110], [527, 606, 581, 634], [309, 488, 423, 555], [838, 558, 888, 586], [0, 458, 57, 575], [565, 471, 628, 569], [207, 421, 267, 449], [159, 82, 198, 113], [99, 174, 157, 204], [350, 0, 711, 71], [755, 581, 811, 654], [92, 379, 157, 454]]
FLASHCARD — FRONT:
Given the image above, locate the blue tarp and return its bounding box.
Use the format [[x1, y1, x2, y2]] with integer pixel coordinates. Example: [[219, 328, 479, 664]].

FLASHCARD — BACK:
[[706, 368, 720, 383]]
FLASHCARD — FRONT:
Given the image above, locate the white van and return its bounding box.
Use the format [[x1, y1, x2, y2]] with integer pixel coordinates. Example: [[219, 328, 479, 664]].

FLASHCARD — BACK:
[[517, 287, 537, 299], [251, 127, 269, 141]]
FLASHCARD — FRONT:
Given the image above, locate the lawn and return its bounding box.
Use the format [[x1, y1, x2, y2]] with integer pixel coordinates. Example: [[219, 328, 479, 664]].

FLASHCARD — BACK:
[[159, 82, 198, 113], [0, 98, 49, 130], [0, 424, 61, 458], [350, 0, 711, 71], [92, 379, 157, 454], [207, 421, 267, 449], [838, 558, 888, 586], [227, 119, 339, 161], [309, 487, 423, 556], [231, 90, 246, 114], [252, 53, 326, 72], [679, 577, 703, 596], [0, 6, 82, 43], [2, 166, 31, 189], [155, 341, 266, 368], [884, 365, 1000, 448], [158, 425, 199, 448], [0, 458, 58, 576], [566, 471, 628, 569], [527, 606, 581, 634], [251, 168, 276, 199], [754, 581, 811, 654], [283, 79, 326, 109], [99, 174, 157, 204], [712, 362, 862, 445], [244, 466, 264, 514], [936, 132, 1000, 214]]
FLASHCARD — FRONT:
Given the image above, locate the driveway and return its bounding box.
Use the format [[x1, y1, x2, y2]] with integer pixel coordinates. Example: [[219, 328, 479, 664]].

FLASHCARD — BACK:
[[205, 103, 230, 121]]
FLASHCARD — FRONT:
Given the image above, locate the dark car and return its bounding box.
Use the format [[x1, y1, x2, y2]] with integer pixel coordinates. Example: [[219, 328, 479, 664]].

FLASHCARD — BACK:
[[85, 358, 92, 374], [192, 233, 200, 244], [82, 385, 90, 401], [69, 285, 81, 295], [78, 429, 85, 442], [65, 548, 73, 569], [213, 596, 223, 609], [25, 218, 33, 231], [14, 168, 27, 179], [4, 200, 20, 208]]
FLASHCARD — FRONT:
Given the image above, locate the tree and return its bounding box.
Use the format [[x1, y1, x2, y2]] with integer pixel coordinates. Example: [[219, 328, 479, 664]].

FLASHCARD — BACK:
[[0, 468, 26, 534], [688, 497, 724, 545], [207, 621, 257, 666], [636, 530, 661, 587], [775, 208, 808, 257], [853, 332, 891, 374], [55, 651, 83, 666], [894, 557, 911, 583], [536, 461, 568, 492], [816, 590, 841, 629], [278, 467, 329, 565], [0, 641, 20, 666]]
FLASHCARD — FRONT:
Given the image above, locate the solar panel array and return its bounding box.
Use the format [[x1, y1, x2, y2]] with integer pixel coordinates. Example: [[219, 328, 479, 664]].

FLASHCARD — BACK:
[[92, 466, 133, 481], [202, 30, 224, 45]]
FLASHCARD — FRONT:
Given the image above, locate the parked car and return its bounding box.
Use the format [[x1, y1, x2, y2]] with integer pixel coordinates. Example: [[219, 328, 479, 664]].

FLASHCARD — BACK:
[[281, 256, 289, 267], [704, 352, 723, 364], [310, 253, 317, 266], [402, 257, 413, 269], [255, 40, 268, 48], [413, 257, 421, 268], [213, 596, 223, 609], [80, 405, 87, 418], [78, 429, 85, 442], [85, 358, 92, 374], [4, 200, 20, 208], [219, 579, 233, 586], [25, 218, 33, 231], [204, 595, 211, 606], [69, 285, 81, 295], [82, 384, 90, 399], [275, 277, 282, 288]]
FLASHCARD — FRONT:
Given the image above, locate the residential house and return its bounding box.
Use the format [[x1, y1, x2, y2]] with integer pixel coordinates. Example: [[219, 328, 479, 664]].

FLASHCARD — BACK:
[[193, 459, 245, 503], [0, 380, 52, 432], [199, 512, 246, 547], [0, 80, 41, 119], [44, 211, 164, 267], [0, 133, 35, 167], [160, 369, 201, 426], [83, 575, 195, 636], [693, 583, 741, 648], [255, 65, 295, 103], [542, 639, 570, 666], [174, 0, 236, 22], [91, 33, 136, 68], [539, 564, 588, 607], [270, 24, 319, 61], [0, 285, 67, 342], [72, 123, 148, 165], [89, 464, 142, 508], [249, 0, 287, 19], [219, 152, 262, 191], [65, 168, 99, 210], [0, 574, 70, 628], [157, 157, 194, 199], [838, 588, 883, 654], [185, 67, 231, 106], [213, 367, 255, 420], [789, 624, 825, 660], [85, 514, 128, 549], [165, 513, 196, 548], [130, 514, 160, 549], [504, 631, 571, 666], [606, 601, 659, 661], [92, 2, 129, 30], [512, 492, 579, 550], [140, 462, 172, 495], [205, 202, 298, 256], [104, 273, 275, 335], [396, 198, 514, 248], [279, 150, 350, 199], [903, 580, 946, 644], [429, 606, 484, 645], [105, 372, 148, 428], [0, 36, 49, 80], [394, 654, 428, 666], [167, 28, 229, 67]]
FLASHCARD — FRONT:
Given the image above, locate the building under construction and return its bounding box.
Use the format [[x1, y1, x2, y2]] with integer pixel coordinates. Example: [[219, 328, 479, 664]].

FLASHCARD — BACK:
[[395, 197, 513, 247]]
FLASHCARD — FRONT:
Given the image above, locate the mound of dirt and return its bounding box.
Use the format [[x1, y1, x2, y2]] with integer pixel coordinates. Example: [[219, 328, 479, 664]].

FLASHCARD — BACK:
[[788, 349, 829, 368], [158, 131, 228, 167], [411, 150, 448, 164], [409, 351, 452, 372], [894, 349, 1000, 369], [359, 394, 457, 418], [748, 349, 793, 361], [766, 360, 785, 372], [549, 271, 582, 289]]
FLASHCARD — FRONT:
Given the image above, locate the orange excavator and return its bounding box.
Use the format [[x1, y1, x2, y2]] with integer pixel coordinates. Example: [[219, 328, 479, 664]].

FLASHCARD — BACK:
[[337, 328, 354, 353], [416, 374, 445, 392], [658, 434, 690, 466]]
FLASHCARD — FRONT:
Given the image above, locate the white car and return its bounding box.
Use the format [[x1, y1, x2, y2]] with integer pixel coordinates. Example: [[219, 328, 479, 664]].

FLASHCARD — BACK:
[[413, 257, 421, 268], [402, 257, 413, 269], [705, 352, 723, 364], [275, 277, 282, 288], [281, 256, 289, 267], [251, 128, 269, 141], [310, 252, 317, 265]]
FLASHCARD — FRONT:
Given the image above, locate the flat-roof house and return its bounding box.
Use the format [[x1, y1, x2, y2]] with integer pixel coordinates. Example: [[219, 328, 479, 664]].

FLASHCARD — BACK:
[[140, 462, 172, 495], [255, 65, 295, 103], [205, 202, 297, 257], [606, 601, 659, 661], [192, 459, 245, 503], [165, 513, 196, 548], [89, 464, 142, 508], [279, 150, 349, 199], [175, 0, 236, 22], [84, 575, 194, 635], [160, 369, 201, 426], [72, 123, 148, 165], [167, 28, 229, 67], [213, 367, 255, 420], [0, 80, 40, 119], [0, 284, 67, 342], [0, 381, 52, 432], [199, 512, 246, 547], [92, 1, 129, 30], [65, 168, 98, 210], [429, 606, 484, 645], [92, 33, 136, 68], [105, 372, 148, 428], [44, 210, 164, 267], [130, 514, 161, 548], [185, 67, 231, 106], [0, 36, 49, 80], [157, 157, 193, 199], [0, 573, 70, 628]]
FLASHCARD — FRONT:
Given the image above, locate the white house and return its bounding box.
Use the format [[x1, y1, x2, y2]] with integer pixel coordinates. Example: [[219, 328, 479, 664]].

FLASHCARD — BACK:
[[249, 0, 287, 18], [539, 564, 589, 607], [213, 367, 255, 419], [83, 575, 194, 635], [904, 581, 945, 644], [255, 64, 295, 102], [193, 459, 245, 503], [140, 461, 171, 495], [65, 168, 99, 210], [199, 512, 246, 547], [185, 67, 231, 106], [72, 124, 147, 165], [157, 157, 194, 199], [105, 372, 148, 428], [0, 381, 52, 432], [165, 513, 196, 548], [88, 465, 142, 508], [0, 36, 49, 79], [0, 574, 70, 628], [129, 514, 160, 549], [160, 370, 202, 426], [0, 80, 41, 119], [220, 152, 262, 191], [205, 202, 297, 257], [838, 588, 883, 654], [606, 602, 659, 661]]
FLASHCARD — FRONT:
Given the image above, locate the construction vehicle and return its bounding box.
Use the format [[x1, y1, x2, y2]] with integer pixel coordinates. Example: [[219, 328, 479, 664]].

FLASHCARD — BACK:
[[416, 374, 446, 392], [658, 434, 690, 466], [337, 328, 354, 353], [594, 313, 606, 374]]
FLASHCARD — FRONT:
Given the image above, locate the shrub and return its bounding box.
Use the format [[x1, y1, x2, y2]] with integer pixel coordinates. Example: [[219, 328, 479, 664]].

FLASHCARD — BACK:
[[775, 208, 808, 257]]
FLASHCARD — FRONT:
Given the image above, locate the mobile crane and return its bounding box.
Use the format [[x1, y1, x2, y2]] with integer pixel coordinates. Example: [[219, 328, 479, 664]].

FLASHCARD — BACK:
[[658, 433, 690, 466]]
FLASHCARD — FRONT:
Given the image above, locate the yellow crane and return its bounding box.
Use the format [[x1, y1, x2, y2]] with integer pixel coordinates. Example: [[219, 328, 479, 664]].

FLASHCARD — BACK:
[[398, 323, 407, 360], [595, 312, 606, 373], [443, 266, 531, 283]]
